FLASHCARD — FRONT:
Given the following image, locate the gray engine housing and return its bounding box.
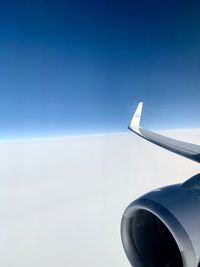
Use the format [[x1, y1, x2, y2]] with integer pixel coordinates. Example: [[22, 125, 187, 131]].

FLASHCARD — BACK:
[[121, 173, 200, 267]]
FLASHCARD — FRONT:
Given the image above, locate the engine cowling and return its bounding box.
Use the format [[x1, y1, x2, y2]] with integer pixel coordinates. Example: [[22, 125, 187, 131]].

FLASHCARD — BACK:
[[121, 173, 200, 267]]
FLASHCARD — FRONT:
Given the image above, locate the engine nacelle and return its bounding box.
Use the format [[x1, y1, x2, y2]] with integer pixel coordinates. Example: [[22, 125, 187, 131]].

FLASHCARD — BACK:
[[121, 173, 200, 267]]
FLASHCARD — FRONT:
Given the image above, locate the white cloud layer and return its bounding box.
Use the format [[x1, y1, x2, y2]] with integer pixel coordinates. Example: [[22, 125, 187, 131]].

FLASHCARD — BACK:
[[0, 130, 199, 266]]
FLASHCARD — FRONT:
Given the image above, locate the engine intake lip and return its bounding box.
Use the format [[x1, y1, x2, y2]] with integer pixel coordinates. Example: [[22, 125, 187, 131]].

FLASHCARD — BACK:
[[121, 198, 196, 267]]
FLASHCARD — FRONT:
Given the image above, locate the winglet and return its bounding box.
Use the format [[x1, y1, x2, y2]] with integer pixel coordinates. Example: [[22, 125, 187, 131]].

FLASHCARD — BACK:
[[128, 102, 143, 133], [128, 102, 200, 163]]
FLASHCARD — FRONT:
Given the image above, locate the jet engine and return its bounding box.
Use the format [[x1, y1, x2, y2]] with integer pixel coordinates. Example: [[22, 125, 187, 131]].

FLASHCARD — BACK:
[[121, 103, 200, 267], [121, 173, 200, 267]]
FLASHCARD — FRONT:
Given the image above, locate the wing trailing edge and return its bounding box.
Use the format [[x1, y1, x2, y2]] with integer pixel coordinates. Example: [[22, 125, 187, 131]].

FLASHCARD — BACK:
[[128, 103, 200, 163]]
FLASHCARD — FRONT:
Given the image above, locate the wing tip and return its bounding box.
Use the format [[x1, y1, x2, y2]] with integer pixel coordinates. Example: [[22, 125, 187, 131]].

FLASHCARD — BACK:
[[129, 102, 143, 133]]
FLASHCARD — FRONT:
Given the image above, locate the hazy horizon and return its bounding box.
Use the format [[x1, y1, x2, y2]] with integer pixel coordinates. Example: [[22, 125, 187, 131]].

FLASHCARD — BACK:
[[0, 127, 200, 143]]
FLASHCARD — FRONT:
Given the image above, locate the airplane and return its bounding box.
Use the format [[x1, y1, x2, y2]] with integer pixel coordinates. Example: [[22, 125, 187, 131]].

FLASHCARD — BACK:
[[121, 103, 200, 267], [128, 102, 200, 163]]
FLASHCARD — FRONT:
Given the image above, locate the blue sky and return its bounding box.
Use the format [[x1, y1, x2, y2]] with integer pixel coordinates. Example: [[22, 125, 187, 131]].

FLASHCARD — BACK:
[[0, 0, 200, 138]]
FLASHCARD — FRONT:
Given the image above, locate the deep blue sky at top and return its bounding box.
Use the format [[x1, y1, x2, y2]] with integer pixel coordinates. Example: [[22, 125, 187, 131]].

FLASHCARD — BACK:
[[0, 0, 200, 138]]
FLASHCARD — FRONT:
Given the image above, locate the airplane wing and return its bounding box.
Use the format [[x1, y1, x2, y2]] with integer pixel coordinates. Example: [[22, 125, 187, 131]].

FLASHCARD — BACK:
[[128, 102, 200, 163]]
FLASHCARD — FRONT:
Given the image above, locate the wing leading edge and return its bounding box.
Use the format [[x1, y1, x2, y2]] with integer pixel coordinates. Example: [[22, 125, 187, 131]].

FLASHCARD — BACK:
[[128, 102, 200, 163]]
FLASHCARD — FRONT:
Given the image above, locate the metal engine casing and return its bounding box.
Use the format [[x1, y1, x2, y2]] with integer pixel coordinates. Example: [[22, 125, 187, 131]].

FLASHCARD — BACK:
[[121, 174, 200, 267]]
